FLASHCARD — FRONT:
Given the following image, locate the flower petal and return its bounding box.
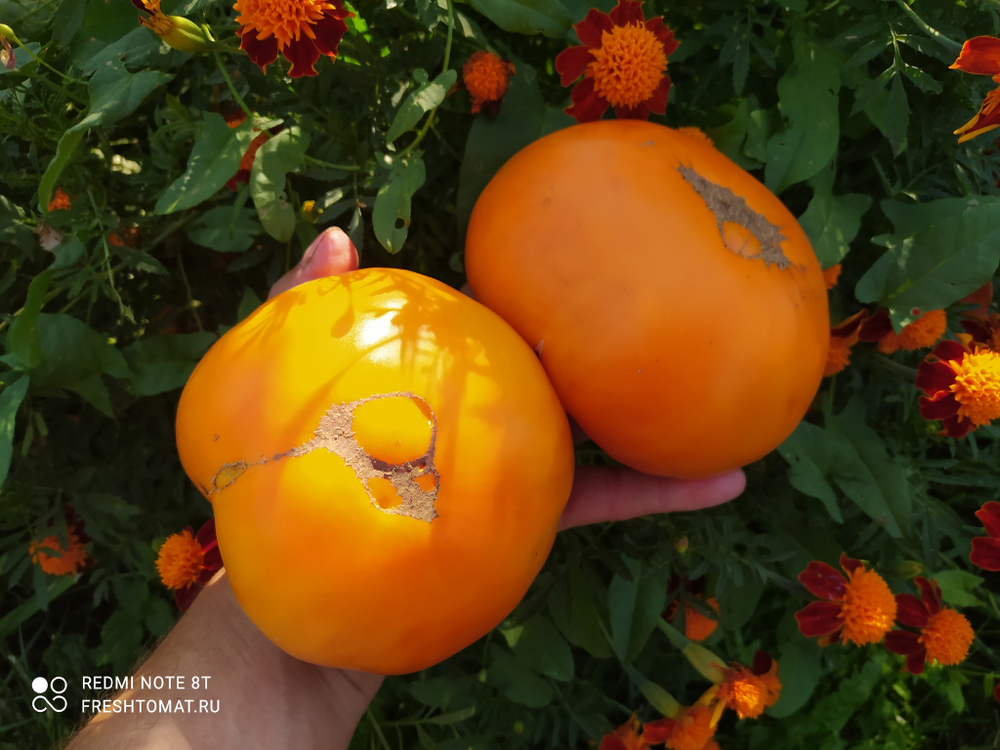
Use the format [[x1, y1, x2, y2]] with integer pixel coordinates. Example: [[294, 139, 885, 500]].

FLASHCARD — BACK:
[[895, 592, 930, 628], [175, 583, 201, 612], [799, 560, 847, 599], [976, 500, 1000, 538], [644, 75, 671, 115], [615, 102, 650, 120], [641, 718, 676, 745], [609, 0, 646, 27], [794, 600, 844, 637], [857, 309, 893, 342], [955, 89, 1000, 143], [929, 338, 969, 363], [751, 650, 773, 676], [830, 309, 868, 338], [574, 8, 613, 49], [971, 536, 1000, 571], [645, 16, 679, 56], [884, 628, 921, 655], [564, 77, 610, 123], [916, 360, 957, 397], [918, 392, 960, 421], [240, 28, 279, 72], [839, 553, 864, 577], [311, 12, 349, 57], [284, 36, 322, 78], [555, 45, 596, 86], [904, 650, 926, 675], [915, 576, 942, 614], [940, 412, 975, 438], [950, 36, 1000, 75]]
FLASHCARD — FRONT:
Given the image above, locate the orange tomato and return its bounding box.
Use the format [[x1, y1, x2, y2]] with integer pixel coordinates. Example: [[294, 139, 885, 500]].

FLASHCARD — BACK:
[[465, 121, 829, 478], [175, 268, 574, 674]]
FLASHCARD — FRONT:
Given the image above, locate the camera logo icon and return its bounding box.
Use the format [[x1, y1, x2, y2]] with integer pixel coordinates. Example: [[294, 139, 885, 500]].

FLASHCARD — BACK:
[[32, 676, 68, 713]]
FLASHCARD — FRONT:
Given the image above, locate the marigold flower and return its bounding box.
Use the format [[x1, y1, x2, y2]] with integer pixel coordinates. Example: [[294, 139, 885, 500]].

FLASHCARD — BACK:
[[598, 713, 649, 750], [884, 577, 974, 674], [916, 334, 1000, 438], [717, 651, 781, 720], [950, 37, 1000, 143], [156, 518, 222, 610], [665, 575, 719, 642], [971, 500, 1000, 571], [825, 310, 867, 377], [960, 311, 1000, 353], [460, 50, 515, 116], [29, 507, 91, 576], [795, 553, 897, 646], [47, 186, 71, 212], [959, 282, 993, 323], [858, 309, 947, 354], [642, 705, 715, 750], [130, 0, 215, 53], [822, 263, 841, 290], [1, 31, 14, 70], [234, 0, 352, 78], [555, 0, 678, 122]]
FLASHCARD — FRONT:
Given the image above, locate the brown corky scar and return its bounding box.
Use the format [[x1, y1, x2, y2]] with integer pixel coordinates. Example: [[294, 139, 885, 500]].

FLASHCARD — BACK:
[[678, 164, 792, 270], [204, 392, 439, 523]]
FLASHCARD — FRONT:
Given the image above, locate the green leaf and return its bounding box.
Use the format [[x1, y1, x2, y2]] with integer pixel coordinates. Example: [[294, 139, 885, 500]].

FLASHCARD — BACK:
[[765, 31, 841, 193], [467, 0, 572, 38], [94, 609, 145, 672], [607, 559, 670, 663], [372, 153, 426, 254], [186, 205, 263, 253], [6, 269, 53, 369], [931, 569, 984, 608], [487, 644, 553, 707], [777, 422, 844, 524], [884, 74, 909, 157], [387, 69, 458, 145], [250, 127, 310, 242], [855, 197, 1000, 330], [0, 195, 37, 251], [506, 614, 574, 681], [718, 573, 763, 630], [0, 375, 29, 490], [39, 129, 85, 214], [0, 573, 73, 639], [155, 114, 255, 215], [409, 676, 477, 710], [798, 165, 871, 268], [142, 597, 175, 637], [548, 568, 611, 658], [623, 664, 681, 717], [71, 61, 173, 132], [121, 332, 217, 396], [768, 636, 823, 718]]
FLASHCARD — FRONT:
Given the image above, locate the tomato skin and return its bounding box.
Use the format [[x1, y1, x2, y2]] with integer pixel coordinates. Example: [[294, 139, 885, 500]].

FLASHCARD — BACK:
[[465, 121, 829, 478], [175, 268, 574, 674]]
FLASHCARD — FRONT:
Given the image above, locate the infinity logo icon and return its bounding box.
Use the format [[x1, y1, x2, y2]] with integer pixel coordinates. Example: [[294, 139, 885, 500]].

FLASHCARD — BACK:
[[31, 676, 68, 713]]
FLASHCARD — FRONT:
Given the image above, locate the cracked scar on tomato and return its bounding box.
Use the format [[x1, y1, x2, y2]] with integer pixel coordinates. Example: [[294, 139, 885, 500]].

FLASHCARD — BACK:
[[204, 392, 440, 523], [678, 164, 792, 270]]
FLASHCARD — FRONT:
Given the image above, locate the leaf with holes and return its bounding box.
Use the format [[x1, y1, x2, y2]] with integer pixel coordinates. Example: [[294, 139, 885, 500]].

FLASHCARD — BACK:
[[372, 153, 426, 254]]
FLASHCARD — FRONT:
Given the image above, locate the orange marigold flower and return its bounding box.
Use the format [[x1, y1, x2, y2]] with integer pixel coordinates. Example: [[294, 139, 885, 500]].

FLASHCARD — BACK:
[[822, 263, 841, 290], [825, 310, 867, 377], [950, 37, 1000, 143], [795, 553, 897, 646], [717, 651, 782, 720], [959, 310, 1000, 352], [47, 186, 71, 211], [665, 575, 719, 642], [461, 51, 515, 116], [599, 713, 649, 750], [642, 706, 714, 750], [916, 334, 1000, 438], [971, 500, 1000, 571], [29, 507, 91, 576], [156, 519, 222, 610], [884, 577, 974, 674], [858, 309, 947, 354], [234, 0, 352, 78], [555, 0, 678, 122]]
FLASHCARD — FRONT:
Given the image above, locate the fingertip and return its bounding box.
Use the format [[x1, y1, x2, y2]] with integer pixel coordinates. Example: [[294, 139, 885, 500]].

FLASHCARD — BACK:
[[267, 227, 359, 300]]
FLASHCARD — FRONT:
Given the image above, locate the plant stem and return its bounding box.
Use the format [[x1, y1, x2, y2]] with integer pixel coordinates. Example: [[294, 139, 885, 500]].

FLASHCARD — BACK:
[[891, 0, 962, 54], [8, 35, 84, 84], [401, 0, 454, 159], [213, 50, 252, 119], [303, 155, 361, 171], [175, 249, 203, 331]]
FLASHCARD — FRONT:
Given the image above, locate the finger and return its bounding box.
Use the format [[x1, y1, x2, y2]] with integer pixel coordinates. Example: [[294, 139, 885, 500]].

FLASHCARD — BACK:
[[268, 227, 359, 300], [558, 467, 746, 530]]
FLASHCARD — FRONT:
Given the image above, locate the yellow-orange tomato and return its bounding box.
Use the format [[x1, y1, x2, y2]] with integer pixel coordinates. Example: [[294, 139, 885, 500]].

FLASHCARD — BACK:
[[175, 268, 574, 674], [465, 121, 829, 478]]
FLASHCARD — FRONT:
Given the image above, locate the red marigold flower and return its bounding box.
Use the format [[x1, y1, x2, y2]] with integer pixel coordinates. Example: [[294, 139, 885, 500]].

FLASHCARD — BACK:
[[950, 37, 1000, 143], [884, 577, 974, 674], [29, 506, 91, 576], [461, 50, 515, 116], [795, 553, 897, 646], [959, 311, 1000, 353], [822, 263, 841, 290], [717, 651, 782, 720], [858, 309, 947, 355], [156, 518, 222, 610], [825, 310, 867, 377], [47, 186, 71, 211], [234, 0, 352, 78], [971, 500, 1000, 571], [599, 713, 650, 750], [554, 0, 678, 122], [642, 705, 715, 750], [916, 333, 1000, 438]]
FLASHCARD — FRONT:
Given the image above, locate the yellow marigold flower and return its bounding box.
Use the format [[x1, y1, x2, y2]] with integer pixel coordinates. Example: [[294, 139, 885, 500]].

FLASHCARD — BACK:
[[234, 0, 352, 78], [822, 263, 841, 290], [917, 334, 1000, 438], [718, 652, 781, 720], [156, 519, 223, 610], [131, 0, 216, 53], [885, 577, 974, 674], [47, 186, 71, 211], [795, 553, 897, 646], [462, 51, 515, 116], [30, 530, 88, 575], [642, 705, 715, 750]]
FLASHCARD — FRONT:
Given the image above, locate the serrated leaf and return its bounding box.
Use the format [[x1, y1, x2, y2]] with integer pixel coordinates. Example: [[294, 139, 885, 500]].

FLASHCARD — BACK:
[[250, 127, 310, 242], [467, 0, 572, 38], [155, 114, 255, 214], [387, 70, 458, 145], [372, 153, 426, 253], [71, 61, 173, 132]]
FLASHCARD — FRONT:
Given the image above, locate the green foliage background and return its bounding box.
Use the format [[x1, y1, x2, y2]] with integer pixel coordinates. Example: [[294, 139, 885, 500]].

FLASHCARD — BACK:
[[1, 0, 999, 747]]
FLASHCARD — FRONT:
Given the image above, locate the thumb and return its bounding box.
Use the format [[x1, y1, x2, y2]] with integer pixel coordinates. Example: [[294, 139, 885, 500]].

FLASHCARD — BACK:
[[268, 227, 359, 300]]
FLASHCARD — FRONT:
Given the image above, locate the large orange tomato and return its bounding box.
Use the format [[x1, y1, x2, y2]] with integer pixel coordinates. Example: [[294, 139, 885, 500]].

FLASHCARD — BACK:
[[465, 121, 829, 478], [175, 268, 574, 674]]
